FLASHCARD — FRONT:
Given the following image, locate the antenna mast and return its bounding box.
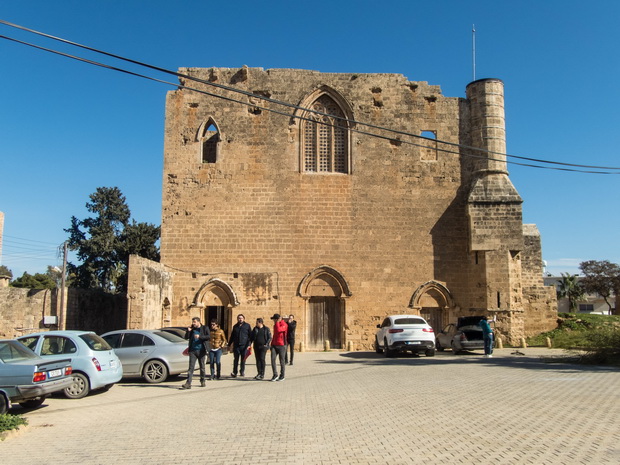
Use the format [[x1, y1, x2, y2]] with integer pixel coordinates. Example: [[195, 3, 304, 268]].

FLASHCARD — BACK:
[[472, 24, 476, 81]]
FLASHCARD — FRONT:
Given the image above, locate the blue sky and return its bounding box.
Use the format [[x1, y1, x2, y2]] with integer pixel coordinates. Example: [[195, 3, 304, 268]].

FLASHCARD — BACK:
[[1, 0, 619, 279]]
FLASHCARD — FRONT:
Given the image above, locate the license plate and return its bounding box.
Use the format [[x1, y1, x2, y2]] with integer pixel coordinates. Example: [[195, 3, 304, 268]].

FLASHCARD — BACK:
[[110, 360, 117, 369], [406, 341, 420, 345], [48, 369, 62, 378]]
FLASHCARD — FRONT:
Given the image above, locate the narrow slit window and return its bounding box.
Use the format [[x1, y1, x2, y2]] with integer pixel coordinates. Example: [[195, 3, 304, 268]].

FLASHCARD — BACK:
[[202, 123, 219, 163], [420, 130, 437, 161]]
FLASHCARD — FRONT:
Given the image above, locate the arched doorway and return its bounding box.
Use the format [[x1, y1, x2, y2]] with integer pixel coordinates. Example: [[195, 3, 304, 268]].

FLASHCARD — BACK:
[[298, 266, 352, 350], [193, 279, 239, 339], [409, 281, 455, 332]]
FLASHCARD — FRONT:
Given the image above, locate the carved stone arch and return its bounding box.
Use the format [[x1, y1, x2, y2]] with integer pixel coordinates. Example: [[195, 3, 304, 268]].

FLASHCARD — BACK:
[[293, 86, 354, 127], [298, 266, 351, 351], [294, 86, 354, 174], [193, 278, 239, 308], [408, 280, 456, 331], [196, 117, 221, 163], [297, 265, 352, 299], [196, 117, 221, 141]]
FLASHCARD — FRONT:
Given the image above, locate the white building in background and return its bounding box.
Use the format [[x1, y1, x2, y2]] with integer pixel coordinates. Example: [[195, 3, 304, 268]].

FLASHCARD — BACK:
[[544, 276, 615, 314]]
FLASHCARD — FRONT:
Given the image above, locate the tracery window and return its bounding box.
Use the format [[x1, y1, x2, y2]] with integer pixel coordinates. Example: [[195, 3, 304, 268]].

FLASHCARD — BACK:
[[302, 95, 349, 173]]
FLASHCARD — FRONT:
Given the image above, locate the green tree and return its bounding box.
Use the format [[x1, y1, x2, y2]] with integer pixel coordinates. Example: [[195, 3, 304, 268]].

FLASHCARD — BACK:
[[65, 187, 160, 293], [0, 265, 12, 278], [557, 273, 586, 313], [10, 272, 56, 289], [579, 260, 620, 315]]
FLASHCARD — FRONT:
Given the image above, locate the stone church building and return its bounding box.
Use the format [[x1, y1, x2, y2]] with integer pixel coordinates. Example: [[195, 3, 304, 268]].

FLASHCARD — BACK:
[[127, 67, 557, 349]]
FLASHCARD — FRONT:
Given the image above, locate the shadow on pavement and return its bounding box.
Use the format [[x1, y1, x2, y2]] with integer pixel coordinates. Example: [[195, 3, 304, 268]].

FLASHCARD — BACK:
[[320, 350, 619, 373]]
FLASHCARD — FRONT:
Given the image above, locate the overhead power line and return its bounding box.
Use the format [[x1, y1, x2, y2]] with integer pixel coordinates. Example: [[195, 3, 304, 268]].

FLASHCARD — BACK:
[[1, 19, 619, 175]]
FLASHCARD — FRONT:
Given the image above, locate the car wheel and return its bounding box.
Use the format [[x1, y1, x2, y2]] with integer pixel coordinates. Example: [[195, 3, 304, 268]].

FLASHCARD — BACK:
[[451, 342, 460, 355], [436, 340, 444, 351], [0, 394, 8, 414], [425, 349, 435, 357], [143, 360, 169, 383], [64, 372, 90, 399], [384, 339, 394, 358], [19, 397, 46, 409], [375, 337, 383, 354]]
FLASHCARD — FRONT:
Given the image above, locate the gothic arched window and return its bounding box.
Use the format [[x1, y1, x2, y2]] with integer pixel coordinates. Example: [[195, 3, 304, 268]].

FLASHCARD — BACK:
[[200, 121, 220, 163], [302, 95, 349, 173]]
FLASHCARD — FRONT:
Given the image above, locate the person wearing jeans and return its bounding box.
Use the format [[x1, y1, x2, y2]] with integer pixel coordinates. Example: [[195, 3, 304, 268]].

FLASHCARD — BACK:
[[270, 313, 288, 382], [208, 320, 227, 380], [181, 317, 210, 389], [479, 316, 494, 358]]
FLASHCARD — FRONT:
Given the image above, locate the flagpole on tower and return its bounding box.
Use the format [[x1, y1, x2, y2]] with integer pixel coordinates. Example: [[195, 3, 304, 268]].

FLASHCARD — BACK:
[[472, 24, 476, 81]]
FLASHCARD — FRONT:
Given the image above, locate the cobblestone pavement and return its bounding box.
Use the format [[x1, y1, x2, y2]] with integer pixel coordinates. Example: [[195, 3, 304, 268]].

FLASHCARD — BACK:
[[2, 348, 619, 464]]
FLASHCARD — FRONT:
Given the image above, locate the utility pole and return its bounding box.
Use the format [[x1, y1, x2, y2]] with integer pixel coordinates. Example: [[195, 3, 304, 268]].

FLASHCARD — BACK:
[[59, 241, 67, 330]]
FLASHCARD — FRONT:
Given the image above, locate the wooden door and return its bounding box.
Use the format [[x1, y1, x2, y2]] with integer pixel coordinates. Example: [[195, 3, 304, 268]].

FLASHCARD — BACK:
[[420, 307, 443, 333], [309, 296, 342, 349]]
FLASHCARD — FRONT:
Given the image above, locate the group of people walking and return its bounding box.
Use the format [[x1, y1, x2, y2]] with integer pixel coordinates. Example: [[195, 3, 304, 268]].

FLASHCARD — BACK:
[[180, 313, 297, 389]]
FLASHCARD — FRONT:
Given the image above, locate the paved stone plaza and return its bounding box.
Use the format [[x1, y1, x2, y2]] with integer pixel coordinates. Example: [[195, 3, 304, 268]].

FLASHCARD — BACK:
[[2, 348, 619, 464]]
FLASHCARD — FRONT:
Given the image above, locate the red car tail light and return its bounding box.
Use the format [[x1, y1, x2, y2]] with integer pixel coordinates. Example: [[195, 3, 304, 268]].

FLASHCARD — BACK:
[[91, 358, 101, 372], [422, 328, 434, 333], [33, 371, 47, 382], [65, 366, 73, 375], [388, 329, 404, 333]]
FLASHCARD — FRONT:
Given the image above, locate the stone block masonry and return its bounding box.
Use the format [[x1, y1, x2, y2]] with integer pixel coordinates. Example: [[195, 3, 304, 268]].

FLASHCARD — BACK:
[[129, 67, 557, 348]]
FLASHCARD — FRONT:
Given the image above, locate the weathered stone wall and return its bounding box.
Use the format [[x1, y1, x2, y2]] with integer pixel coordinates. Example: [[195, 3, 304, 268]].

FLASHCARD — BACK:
[[126, 255, 174, 329], [0, 287, 126, 338], [0, 287, 56, 338], [522, 224, 558, 336], [154, 67, 556, 348]]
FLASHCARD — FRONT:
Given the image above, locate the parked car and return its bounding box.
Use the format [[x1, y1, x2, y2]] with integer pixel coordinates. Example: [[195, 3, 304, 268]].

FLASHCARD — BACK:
[[158, 327, 188, 339], [375, 315, 435, 357], [435, 316, 486, 354], [101, 330, 187, 383], [17, 330, 122, 399], [0, 339, 73, 413]]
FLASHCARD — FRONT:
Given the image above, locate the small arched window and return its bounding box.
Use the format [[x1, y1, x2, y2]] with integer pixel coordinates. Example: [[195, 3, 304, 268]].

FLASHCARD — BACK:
[[201, 122, 220, 163], [302, 95, 349, 173]]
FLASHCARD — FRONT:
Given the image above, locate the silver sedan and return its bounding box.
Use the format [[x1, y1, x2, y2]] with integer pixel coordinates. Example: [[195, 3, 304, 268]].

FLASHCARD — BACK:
[[101, 330, 187, 383]]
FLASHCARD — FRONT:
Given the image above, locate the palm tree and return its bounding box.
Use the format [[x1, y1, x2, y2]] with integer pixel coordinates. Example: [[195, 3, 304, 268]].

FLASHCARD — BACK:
[[557, 273, 586, 313]]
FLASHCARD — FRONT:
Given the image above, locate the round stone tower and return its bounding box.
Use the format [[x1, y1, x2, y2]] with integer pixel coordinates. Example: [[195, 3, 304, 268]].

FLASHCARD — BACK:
[[466, 78, 507, 174]]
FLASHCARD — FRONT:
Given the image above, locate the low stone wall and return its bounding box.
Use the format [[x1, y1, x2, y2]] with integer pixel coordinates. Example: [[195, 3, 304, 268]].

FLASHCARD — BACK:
[[0, 287, 127, 338]]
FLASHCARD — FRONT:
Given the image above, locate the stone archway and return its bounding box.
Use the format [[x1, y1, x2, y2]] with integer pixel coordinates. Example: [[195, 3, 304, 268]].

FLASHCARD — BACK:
[[193, 279, 239, 339], [409, 281, 456, 332], [298, 266, 352, 350]]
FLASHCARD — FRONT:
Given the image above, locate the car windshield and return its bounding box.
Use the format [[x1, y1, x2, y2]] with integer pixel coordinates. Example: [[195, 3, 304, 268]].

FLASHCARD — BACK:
[[79, 334, 113, 351], [394, 318, 426, 325], [153, 331, 185, 343], [0, 341, 39, 363]]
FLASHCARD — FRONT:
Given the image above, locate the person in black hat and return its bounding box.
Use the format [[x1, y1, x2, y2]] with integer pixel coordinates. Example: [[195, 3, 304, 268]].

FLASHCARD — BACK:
[[269, 313, 288, 381]]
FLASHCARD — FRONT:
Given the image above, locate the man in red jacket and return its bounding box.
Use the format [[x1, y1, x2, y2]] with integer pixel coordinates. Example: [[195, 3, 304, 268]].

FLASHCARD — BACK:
[[270, 313, 288, 382]]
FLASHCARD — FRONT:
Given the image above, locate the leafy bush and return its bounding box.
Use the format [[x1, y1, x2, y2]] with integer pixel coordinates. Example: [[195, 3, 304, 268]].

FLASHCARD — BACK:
[[527, 313, 620, 365], [0, 414, 28, 436]]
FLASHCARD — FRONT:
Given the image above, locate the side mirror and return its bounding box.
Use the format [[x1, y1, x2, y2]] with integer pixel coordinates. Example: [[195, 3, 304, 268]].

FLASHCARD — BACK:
[[376, 324, 381, 329]]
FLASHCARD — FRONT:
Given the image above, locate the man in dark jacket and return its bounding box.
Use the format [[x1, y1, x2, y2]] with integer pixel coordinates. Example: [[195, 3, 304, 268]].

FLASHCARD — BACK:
[[250, 318, 272, 380], [285, 314, 297, 365], [228, 314, 252, 377], [181, 317, 210, 389]]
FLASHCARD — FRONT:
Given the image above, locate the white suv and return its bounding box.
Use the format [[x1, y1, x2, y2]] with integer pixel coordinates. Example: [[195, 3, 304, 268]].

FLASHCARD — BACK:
[[375, 315, 435, 357]]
